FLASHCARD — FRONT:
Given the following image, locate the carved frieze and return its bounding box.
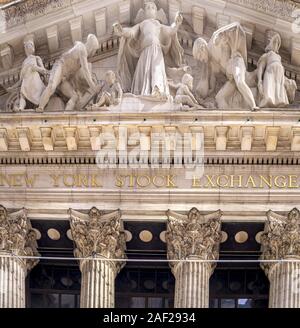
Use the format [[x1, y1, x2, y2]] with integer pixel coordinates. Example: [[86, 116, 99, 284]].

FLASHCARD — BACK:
[[0, 1, 299, 113]]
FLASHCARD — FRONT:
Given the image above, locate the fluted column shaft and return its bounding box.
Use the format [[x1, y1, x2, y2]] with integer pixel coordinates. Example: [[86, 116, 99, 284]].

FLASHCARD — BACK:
[[268, 257, 300, 308], [0, 254, 26, 308], [80, 258, 116, 308], [69, 207, 126, 309], [173, 258, 210, 308]]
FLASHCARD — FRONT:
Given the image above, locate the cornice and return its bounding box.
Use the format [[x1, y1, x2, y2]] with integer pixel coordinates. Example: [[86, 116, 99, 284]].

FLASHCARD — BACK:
[[0, 110, 299, 160]]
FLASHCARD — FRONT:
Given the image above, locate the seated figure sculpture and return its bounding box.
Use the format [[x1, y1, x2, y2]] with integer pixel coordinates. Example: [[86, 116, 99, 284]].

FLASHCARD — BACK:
[[37, 34, 99, 112]]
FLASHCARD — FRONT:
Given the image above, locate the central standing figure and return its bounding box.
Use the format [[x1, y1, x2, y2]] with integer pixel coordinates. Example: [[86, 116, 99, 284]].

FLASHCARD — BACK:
[[113, 1, 184, 98]]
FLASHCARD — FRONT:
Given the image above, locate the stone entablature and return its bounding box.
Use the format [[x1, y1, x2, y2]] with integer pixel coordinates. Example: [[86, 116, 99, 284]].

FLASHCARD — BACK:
[[0, 111, 299, 157]]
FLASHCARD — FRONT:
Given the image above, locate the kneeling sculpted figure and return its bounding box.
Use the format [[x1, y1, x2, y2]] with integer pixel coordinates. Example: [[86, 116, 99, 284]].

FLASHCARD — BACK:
[[171, 73, 202, 110], [37, 34, 99, 112], [92, 71, 123, 109]]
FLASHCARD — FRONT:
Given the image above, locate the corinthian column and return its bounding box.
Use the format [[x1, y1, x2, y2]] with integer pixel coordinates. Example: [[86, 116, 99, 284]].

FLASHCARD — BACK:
[[260, 208, 300, 308], [0, 205, 39, 308], [166, 208, 222, 308], [69, 207, 126, 308]]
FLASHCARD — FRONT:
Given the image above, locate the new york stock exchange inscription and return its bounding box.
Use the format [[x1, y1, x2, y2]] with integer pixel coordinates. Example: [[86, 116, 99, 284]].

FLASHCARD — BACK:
[[1, 171, 300, 189]]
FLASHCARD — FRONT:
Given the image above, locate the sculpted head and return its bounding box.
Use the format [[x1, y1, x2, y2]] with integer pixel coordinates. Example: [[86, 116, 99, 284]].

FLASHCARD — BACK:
[[265, 33, 281, 53], [105, 70, 116, 86], [193, 38, 209, 62], [85, 34, 99, 57], [144, 1, 157, 19], [24, 39, 35, 56], [182, 73, 193, 90]]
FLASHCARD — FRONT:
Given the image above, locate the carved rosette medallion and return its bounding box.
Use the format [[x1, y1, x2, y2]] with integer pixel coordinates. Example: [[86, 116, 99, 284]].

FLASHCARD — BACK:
[[260, 208, 300, 277], [166, 208, 222, 275], [69, 207, 127, 275], [0, 205, 40, 272]]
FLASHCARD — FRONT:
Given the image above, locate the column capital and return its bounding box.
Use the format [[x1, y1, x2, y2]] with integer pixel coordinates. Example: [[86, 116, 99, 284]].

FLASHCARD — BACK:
[[260, 208, 300, 276], [166, 207, 222, 274], [0, 205, 39, 272], [69, 207, 127, 274]]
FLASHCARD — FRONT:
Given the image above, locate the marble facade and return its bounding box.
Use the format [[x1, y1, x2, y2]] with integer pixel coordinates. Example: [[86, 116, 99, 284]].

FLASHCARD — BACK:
[[0, 0, 300, 308]]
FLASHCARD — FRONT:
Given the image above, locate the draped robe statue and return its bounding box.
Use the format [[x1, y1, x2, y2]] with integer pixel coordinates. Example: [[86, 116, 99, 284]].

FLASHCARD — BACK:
[[257, 32, 297, 108], [7, 37, 48, 111], [113, 1, 185, 98], [193, 22, 258, 110]]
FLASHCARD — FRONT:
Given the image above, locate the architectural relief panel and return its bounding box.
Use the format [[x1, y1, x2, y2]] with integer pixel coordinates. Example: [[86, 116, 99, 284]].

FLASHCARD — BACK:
[[0, 0, 298, 113]]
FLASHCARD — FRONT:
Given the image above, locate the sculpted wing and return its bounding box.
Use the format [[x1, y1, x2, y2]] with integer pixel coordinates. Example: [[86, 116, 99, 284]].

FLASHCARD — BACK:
[[133, 8, 145, 24], [157, 8, 168, 24]]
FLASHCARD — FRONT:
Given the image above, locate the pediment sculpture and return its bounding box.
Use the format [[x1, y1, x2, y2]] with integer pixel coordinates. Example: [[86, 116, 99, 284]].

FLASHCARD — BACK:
[[1, 0, 298, 113]]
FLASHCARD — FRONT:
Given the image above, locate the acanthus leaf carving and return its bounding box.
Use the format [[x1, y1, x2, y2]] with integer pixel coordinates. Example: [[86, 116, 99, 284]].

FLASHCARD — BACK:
[[166, 208, 222, 274], [0, 205, 40, 272], [260, 208, 300, 277], [69, 207, 127, 274]]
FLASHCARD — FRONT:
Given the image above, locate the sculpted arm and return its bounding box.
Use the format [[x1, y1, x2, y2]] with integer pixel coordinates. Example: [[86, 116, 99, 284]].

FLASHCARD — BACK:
[[36, 56, 46, 70], [161, 12, 183, 36], [184, 85, 198, 104], [113, 22, 140, 39]]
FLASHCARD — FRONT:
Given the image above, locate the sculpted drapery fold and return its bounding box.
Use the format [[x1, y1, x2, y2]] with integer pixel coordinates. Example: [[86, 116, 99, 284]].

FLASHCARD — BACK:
[[114, 1, 185, 96]]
